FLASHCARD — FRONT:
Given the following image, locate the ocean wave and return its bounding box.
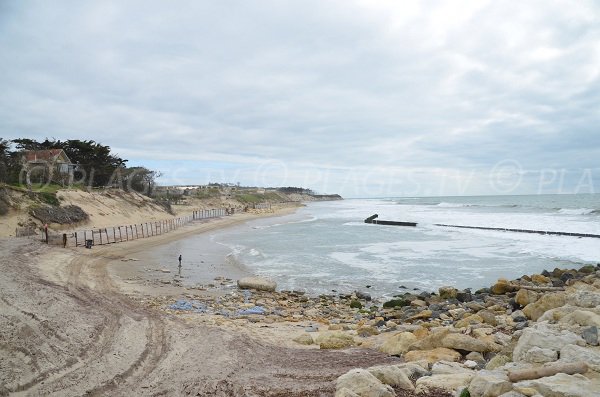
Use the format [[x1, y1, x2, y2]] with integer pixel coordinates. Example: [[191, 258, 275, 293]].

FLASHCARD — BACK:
[[558, 208, 597, 215], [436, 202, 477, 208]]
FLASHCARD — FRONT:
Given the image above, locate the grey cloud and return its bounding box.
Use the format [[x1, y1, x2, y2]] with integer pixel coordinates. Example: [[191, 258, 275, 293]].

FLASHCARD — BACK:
[[1, 0, 599, 196]]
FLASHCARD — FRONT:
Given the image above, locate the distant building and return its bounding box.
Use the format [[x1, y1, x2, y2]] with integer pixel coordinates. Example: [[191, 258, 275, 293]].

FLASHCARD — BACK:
[[22, 149, 76, 185]]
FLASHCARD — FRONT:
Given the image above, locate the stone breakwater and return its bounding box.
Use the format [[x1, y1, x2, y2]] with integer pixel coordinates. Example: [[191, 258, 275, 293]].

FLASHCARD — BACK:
[[145, 264, 600, 397]]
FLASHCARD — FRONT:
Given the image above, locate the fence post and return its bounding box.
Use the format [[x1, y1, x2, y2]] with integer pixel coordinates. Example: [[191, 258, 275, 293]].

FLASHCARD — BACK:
[[99, 229, 103, 245], [119, 227, 123, 242], [75, 232, 78, 247]]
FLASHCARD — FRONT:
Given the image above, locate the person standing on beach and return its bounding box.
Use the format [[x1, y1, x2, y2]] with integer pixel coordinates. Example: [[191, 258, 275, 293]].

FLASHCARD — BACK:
[[178, 254, 182, 277]]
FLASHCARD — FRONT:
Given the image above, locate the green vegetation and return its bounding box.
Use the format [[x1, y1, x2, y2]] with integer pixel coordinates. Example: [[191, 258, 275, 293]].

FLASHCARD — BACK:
[[195, 187, 220, 199], [0, 138, 159, 196], [235, 192, 284, 203], [459, 388, 471, 397], [349, 300, 363, 309], [12, 183, 65, 194], [382, 298, 410, 308], [37, 192, 59, 206], [235, 193, 264, 203], [0, 188, 8, 215]]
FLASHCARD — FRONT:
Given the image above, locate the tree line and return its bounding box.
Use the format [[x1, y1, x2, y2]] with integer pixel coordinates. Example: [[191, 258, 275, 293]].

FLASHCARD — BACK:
[[0, 138, 159, 195]]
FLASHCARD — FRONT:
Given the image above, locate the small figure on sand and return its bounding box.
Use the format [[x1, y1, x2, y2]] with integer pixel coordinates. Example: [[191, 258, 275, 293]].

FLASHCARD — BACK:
[[178, 254, 182, 277]]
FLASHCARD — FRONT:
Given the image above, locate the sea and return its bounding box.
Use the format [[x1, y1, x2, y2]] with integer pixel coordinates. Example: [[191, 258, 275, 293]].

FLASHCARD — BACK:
[[149, 194, 600, 298]]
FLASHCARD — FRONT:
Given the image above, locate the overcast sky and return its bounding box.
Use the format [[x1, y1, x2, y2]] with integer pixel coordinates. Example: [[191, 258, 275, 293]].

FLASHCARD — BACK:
[[1, 1, 599, 197]]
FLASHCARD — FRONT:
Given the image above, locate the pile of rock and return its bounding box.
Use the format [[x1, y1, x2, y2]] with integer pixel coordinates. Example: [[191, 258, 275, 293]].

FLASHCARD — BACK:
[[335, 264, 600, 396]]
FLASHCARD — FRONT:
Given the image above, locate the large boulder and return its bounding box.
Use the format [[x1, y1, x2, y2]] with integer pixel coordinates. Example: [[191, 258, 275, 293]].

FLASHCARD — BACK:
[[439, 286, 458, 299], [237, 276, 276, 292], [514, 373, 600, 397], [394, 362, 430, 379], [560, 344, 600, 371], [515, 288, 539, 307], [408, 328, 450, 350], [468, 370, 513, 397], [431, 361, 473, 375], [415, 373, 475, 395], [560, 310, 600, 327], [522, 346, 558, 364], [335, 369, 394, 397], [404, 347, 461, 364], [522, 292, 566, 321], [441, 333, 500, 353], [513, 323, 584, 362], [566, 290, 600, 308], [335, 388, 360, 397], [380, 332, 417, 355], [485, 354, 511, 370], [293, 333, 314, 345], [317, 332, 356, 349], [367, 365, 414, 391], [531, 274, 551, 284], [491, 278, 516, 295]]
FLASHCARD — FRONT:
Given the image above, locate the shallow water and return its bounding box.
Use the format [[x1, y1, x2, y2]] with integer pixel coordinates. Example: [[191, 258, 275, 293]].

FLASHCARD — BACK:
[[146, 194, 600, 298]]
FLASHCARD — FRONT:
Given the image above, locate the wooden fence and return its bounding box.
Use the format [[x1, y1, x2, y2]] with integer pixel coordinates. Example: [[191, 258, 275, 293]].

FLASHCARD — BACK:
[[46, 208, 229, 248]]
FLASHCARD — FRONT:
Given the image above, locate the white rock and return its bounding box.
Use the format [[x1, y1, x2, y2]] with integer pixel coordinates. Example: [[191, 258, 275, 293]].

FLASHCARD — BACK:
[[560, 344, 600, 371], [566, 290, 600, 308], [522, 346, 558, 364], [394, 362, 430, 380], [498, 392, 527, 397], [335, 388, 360, 397], [468, 370, 513, 397], [513, 322, 584, 362], [560, 310, 600, 327], [415, 373, 475, 394], [237, 276, 277, 292], [431, 361, 472, 375], [336, 369, 394, 397], [464, 360, 479, 369], [367, 365, 414, 391], [514, 373, 600, 397]]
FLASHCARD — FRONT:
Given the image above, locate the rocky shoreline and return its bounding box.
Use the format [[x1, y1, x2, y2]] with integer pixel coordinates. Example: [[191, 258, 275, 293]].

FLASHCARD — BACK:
[[141, 263, 600, 396]]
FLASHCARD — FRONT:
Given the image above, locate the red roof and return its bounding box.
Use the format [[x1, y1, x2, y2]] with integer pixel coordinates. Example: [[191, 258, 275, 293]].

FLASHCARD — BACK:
[[24, 149, 68, 162]]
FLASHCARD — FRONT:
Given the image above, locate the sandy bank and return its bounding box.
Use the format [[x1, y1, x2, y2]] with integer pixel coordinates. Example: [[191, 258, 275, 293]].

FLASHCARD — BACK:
[[1, 202, 397, 396]]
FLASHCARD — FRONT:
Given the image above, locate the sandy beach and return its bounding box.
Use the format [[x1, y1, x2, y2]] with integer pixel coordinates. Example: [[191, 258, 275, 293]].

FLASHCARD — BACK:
[[0, 205, 398, 397]]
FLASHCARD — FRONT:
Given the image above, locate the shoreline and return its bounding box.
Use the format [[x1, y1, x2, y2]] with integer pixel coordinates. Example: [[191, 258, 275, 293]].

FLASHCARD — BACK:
[[104, 203, 303, 296]]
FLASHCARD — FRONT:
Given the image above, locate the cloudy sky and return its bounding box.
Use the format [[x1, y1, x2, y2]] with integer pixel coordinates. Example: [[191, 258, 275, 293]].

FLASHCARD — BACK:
[[1, 1, 599, 197]]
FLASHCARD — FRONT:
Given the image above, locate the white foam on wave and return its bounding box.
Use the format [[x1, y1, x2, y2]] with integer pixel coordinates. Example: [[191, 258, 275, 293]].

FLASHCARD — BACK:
[[558, 208, 596, 215], [436, 202, 473, 208], [248, 248, 262, 257]]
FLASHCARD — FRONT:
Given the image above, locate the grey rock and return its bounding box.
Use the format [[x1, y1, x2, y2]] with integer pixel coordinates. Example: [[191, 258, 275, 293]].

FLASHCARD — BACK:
[[522, 346, 558, 364], [355, 291, 372, 301], [511, 310, 528, 323], [583, 326, 599, 346], [566, 290, 600, 308], [468, 370, 512, 397], [515, 373, 600, 397], [560, 343, 600, 371], [513, 323, 584, 362], [336, 369, 394, 397], [367, 365, 414, 390]]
